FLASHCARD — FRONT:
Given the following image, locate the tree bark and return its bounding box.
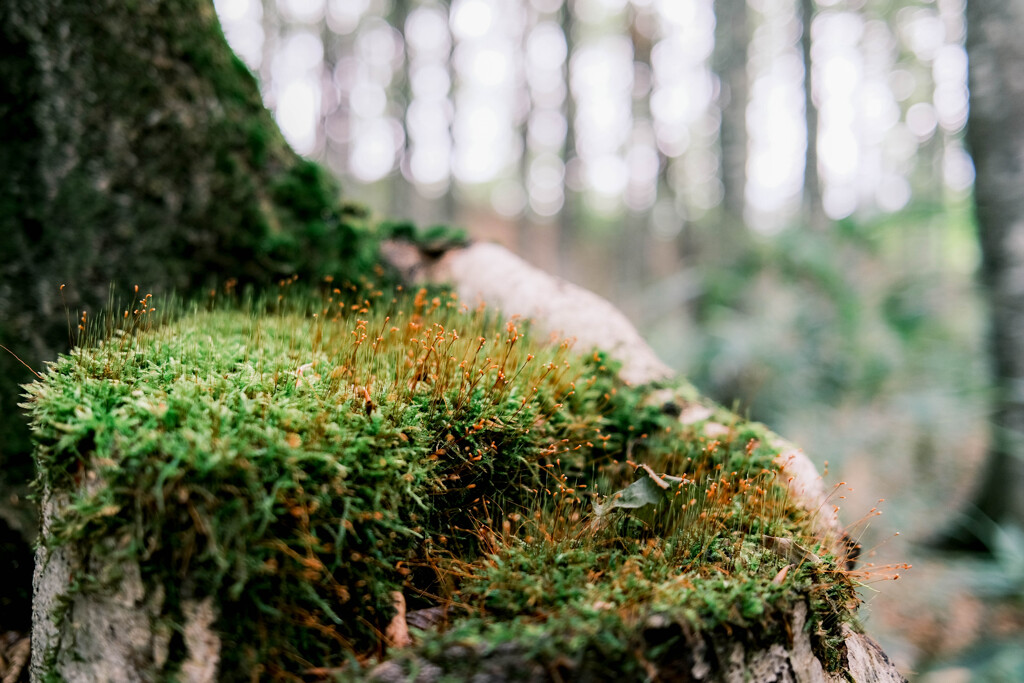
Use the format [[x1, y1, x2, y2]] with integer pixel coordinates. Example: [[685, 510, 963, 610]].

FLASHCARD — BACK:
[[31, 488, 220, 682], [954, 0, 1024, 543]]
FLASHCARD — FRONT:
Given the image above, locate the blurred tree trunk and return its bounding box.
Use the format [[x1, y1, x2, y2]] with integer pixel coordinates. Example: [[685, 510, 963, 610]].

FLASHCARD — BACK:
[[954, 1, 1024, 544], [618, 7, 655, 300], [390, 0, 412, 220], [558, 1, 578, 281], [799, 0, 825, 231], [713, 0, 749, 221]]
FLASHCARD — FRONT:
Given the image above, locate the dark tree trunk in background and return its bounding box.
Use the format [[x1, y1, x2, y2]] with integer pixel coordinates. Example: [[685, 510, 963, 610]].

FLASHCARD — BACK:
[[390, 0, 413, 220], [0, 0, 375, 627], [955, 1, 1024, 543], [558, 1, 578, 282], [618, 7, 655, 302], [713, 0, 749, 222], [799, 0, 825, 231]]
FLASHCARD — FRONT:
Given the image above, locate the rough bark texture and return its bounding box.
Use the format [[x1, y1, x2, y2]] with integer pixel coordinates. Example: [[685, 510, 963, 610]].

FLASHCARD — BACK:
[[961, 0, 1024, 538], [32, 487, 219, 682], [0, 0, 376, 628]]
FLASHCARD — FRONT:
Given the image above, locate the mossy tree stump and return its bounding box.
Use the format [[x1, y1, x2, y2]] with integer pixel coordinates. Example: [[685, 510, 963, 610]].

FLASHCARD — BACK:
[[26, 242, 905, 682]]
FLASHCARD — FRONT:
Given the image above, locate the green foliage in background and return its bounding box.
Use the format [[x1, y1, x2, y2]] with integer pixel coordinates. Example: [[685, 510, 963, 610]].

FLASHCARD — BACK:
[[669, 201, 989, 494]]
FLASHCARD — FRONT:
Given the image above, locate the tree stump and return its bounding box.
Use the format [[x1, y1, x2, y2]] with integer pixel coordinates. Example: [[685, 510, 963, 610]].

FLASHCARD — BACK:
[[28, 240, 906, 682]]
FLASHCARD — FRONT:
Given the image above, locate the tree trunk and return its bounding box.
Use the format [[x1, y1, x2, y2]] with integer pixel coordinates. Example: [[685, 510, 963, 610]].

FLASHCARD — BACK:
[[713, 0, 749, 222], [954, 0, 1024, 543], [799, 0, 826, 231], [0, 0, 375, 579], [557, 1, 578, 281]]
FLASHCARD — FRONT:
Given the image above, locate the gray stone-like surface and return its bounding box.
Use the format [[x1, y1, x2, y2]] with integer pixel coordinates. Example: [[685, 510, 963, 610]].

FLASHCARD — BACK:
[[31, 485, 220, 682]]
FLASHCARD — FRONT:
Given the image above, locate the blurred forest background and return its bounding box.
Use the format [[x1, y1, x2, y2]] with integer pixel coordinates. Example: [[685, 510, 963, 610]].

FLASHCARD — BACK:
[[211, 0, 1019, 679]]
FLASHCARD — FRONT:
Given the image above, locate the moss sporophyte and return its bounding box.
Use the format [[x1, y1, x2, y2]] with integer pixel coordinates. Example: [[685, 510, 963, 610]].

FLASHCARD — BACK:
[[22, 280, 906, 679]]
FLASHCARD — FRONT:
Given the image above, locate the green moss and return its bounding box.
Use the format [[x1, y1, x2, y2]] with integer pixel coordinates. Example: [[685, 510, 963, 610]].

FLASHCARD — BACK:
[[271, 160, 340, 223], [374, 539, 844, 679], [0, 0, 384, 501], [380, 221, 471, 252], [25, 286, 861, 679]]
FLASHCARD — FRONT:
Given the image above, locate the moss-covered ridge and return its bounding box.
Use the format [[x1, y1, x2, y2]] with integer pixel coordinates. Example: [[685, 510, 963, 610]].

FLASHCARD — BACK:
[[0, 0, 383, 483], [24, 285, 861, 679]]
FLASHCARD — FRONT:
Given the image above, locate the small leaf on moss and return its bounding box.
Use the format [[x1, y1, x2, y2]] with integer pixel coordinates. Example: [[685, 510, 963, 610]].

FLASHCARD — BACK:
[[593, 471, 665, 517]]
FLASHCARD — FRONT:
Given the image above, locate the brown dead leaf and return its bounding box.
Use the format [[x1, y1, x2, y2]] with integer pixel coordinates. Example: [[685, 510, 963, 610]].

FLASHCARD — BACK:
[[771, 564, 793, 586]]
